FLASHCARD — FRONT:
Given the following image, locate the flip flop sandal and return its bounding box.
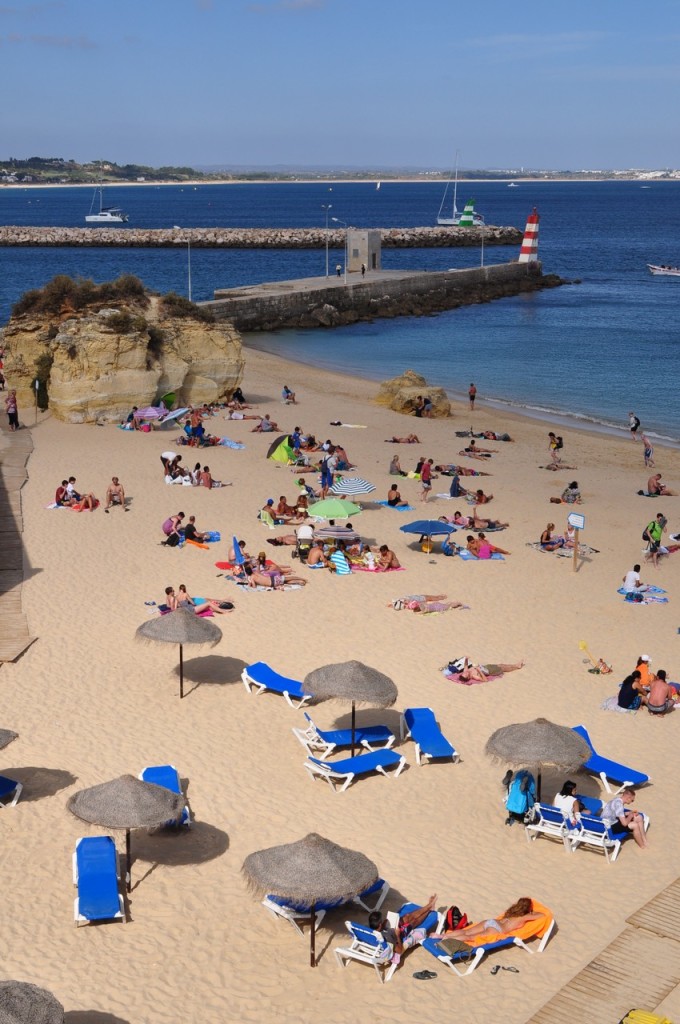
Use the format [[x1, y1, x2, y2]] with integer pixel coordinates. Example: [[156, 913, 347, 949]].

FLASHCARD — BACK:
[[490, 965, 501, 975], [502, 966, 520, 973], [413, 970, 437, 980]]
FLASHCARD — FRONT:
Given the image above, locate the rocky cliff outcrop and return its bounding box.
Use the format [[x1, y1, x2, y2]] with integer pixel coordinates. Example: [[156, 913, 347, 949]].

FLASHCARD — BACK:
[[2, 284, 244, 423], [375, 370, 451, 418]]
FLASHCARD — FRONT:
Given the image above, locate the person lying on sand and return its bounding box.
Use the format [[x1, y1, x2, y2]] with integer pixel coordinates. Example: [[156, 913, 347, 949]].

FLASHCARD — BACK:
[[165, 585, 234, 614], [251, 414, 278, 433], [465, 440, 498, 454], [455, 657, 525, 682], [385, 434, 420, 443], [477, 532, 510, 555], [389, 596, 467, 612], [466, 535, 510, 558], [472, 488, 493, 504], [436, 463, 491, 477], [433, 898, 542, 941]]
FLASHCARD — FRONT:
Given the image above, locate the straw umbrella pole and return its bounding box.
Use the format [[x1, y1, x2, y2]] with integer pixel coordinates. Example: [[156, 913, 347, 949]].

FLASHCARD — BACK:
[[303, 661, 397, 756], [68, 774, 184, 892], [485, 717, 591, 800], [135, 609, 222, 698], [243, 833, 379, 967]]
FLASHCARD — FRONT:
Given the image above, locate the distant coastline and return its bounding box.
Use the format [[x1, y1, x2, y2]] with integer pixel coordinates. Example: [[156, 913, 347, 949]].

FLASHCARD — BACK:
[[1, 176, 677, 191]]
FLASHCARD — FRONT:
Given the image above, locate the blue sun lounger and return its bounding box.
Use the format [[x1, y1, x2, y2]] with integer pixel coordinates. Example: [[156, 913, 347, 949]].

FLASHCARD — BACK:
[[571, 725, 650, 793], [568, 811, 650, 863], [420, 909, 555, 977], [263, 878, 390, 936], [0, 774, 23, 807], [241, 661, 312, 709], [304, 749, 406, 791], [72, 836, 125, 926], [139, 765, 191, 826], [400, 707, 459, 765], [335, 901, 438, 983], [292, 712, 395, 758]]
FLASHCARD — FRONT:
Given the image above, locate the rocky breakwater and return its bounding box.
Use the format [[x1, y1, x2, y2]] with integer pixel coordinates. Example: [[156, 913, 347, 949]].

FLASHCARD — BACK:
[[375, 370, 451, 418], [2, 275, 244, 422], [0, 225, 522, 248]]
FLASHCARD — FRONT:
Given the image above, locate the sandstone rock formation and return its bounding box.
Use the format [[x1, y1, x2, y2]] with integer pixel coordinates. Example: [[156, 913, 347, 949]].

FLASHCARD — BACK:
[[2, 285, 244, 423], [375, 370, 451, 418]]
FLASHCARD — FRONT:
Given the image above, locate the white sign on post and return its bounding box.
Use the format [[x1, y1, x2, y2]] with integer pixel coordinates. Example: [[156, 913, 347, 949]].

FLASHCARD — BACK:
[[568, 512, 585, 530]]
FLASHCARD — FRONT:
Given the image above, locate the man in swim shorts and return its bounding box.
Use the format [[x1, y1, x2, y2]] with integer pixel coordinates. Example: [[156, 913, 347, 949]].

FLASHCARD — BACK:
[[105, 477, 127, 512]]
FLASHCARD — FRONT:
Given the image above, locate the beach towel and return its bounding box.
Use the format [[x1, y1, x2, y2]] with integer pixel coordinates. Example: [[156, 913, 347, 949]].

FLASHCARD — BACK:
[[330, 422, 367, 428], [601, 695, 638, 714], [441, 668, 502, 686], [45, 503, 70, 510], [623, 593, 669, 604], [637, 491, 661, 497], [457, 549, 505, 561], [351, 565, 406, 573], [376, 501, 415, 511], [217, 438, 245, 449], [617, 585, 666, 595]]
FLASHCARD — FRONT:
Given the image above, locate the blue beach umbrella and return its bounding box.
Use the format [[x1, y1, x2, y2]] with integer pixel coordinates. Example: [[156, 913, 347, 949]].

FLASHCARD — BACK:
[[400, 520, 456, 538]]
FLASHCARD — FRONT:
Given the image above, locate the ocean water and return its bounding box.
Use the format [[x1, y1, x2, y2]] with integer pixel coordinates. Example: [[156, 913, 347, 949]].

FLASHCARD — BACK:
[[1, 180, 679, 440]]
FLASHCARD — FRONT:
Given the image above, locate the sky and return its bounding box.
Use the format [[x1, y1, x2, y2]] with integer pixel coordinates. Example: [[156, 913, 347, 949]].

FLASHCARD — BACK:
[[1, 0, 680, 170]]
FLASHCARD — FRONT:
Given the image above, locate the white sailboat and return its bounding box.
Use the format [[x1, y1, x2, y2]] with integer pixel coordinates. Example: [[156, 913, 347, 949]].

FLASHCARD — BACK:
[[85, 176, 128, 224], [436, 152, 484, 226]]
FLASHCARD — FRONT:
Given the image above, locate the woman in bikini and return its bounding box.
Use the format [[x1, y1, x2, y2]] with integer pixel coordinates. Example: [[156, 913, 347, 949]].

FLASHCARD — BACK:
[[435, 898, 541, 941], [456, 657, 525, 682]]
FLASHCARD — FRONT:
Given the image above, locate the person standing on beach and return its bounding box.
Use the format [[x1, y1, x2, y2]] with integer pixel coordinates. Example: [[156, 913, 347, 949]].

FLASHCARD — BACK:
[[641, 434, 655, 467], [5, 389, 18, 431], [468, 383, 477, 411], [335, 263, 342, 277], [629, 411, 641, 440], [420, 459, 433, 502]]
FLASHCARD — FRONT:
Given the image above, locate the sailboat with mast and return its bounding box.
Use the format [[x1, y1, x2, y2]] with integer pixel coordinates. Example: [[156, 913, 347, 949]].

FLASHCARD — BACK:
[[436, 151, 484, 227], [85, 169, 128, 224]]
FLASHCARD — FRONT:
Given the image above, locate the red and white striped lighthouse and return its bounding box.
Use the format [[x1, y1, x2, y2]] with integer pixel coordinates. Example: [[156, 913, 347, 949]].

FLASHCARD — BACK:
[[518, 207, 540, 263]]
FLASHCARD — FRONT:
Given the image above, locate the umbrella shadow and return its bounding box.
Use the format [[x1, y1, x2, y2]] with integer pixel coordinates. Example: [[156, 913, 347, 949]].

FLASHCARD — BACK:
[[65, 1013, 131, 1024], [132, 819, 229, 869], [331, 707, 404, 737], [3, 766, 77, 801], [174, 655, 247, 697]]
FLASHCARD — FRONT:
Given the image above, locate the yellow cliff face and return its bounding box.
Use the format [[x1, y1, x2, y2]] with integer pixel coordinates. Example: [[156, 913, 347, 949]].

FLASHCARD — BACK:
[[2, 300, 244, 422], [375, 368, 451, 417]]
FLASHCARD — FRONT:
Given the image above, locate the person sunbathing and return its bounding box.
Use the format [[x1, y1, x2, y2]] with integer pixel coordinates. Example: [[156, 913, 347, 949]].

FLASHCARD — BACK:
[[368, 895, 438, 966], [386, 484, 408, 507], [540, 523, 565, 551], [334, 444, 355, 470], [476, 532, 510, 555], [275, 496, 301, 520], [470, 507, 509, 530], [376, 544, 401, 570], [251, 414, 278, 433], [434, 898, 542, 941], [104, 476, 127, 512], [385, 434, 420, 443], [435, 464, 490, 477], [456, 657, 525, 682], [390, 596, 466, 612], [464, 440, 498, 454], [175, 585, 234, 614], [473, 488, 493, 504], [199, 466, 224, 489]]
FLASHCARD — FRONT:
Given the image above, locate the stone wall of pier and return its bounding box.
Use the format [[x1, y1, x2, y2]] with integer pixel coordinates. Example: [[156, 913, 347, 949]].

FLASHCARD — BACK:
[[0, 225, 522, 248], [205, 262, 559, 331]]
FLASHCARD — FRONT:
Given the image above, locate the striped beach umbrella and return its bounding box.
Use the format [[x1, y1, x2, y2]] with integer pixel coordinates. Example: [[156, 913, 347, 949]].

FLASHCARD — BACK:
[[331, 477, 376, 497]]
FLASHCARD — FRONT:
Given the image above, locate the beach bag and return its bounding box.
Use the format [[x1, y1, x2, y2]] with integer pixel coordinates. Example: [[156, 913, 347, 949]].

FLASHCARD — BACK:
[[444, 905, 469, 932], [447, 658, 466, 673], [438, 937, 474, 960], [165, 533, 180, 547]]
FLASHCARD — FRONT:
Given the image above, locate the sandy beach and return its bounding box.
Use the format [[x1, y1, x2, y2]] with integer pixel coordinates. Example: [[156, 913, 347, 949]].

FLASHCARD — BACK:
[[2, 345, 680, 1023]]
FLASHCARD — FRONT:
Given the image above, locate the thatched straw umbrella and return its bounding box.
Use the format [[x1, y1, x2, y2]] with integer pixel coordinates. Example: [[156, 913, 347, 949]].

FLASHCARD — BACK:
[[0, 980, 64, 1023], [0, 729, 18, 751], [136, 608, 222, 698], [304, 660, 397, 756], [243, 832, 379, 967], [485, 717, 591, 799], [67, 774, 184, 892]]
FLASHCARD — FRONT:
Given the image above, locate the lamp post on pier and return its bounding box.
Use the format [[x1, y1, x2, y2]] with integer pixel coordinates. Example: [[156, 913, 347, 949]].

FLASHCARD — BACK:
[[479, 216, 486, 268], [331, 216, 348, 283], [173, 226, 192, 301], [322, 203, 332, 278]]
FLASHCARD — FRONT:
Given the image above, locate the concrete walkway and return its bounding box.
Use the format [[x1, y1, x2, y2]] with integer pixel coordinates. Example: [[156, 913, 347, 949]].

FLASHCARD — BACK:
[[0, 425, 36, 662]]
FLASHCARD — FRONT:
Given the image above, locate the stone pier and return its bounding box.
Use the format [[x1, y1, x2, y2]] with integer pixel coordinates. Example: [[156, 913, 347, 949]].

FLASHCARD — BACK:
[[205, 261, 559, 331]]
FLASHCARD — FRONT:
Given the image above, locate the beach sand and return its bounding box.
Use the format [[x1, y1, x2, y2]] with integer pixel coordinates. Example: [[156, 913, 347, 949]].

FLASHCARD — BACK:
[[1, 346, 680, 1023]]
